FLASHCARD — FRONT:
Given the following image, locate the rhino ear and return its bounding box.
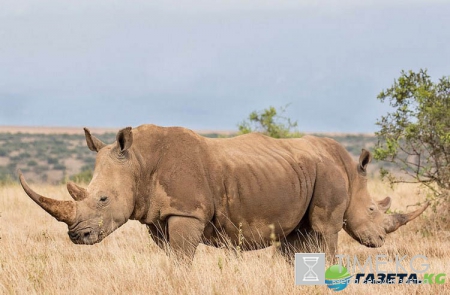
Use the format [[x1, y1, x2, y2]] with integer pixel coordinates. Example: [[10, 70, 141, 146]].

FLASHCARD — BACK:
[[358, 149, 372, 174], [377, 196, 391, 213], [116, 127, 133, 152], [84, 128, 106, 152]]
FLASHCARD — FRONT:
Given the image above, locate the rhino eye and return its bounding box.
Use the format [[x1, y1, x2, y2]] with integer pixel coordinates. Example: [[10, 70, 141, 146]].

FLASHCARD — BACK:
[[100, 196, 108, 202], [369, 206, 375, 212]]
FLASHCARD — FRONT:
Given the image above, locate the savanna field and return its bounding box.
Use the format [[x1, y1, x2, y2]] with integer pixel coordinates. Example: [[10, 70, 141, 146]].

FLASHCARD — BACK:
[[1, 180, 449, 295], [0, 129, 449, 294]]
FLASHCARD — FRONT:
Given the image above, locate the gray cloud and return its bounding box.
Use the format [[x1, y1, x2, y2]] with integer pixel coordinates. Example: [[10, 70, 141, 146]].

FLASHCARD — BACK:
[[0, 0, 449, 132]]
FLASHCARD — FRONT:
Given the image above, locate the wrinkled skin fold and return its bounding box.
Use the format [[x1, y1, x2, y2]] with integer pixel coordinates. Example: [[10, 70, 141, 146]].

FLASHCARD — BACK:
[[19, 124, 429, 260]]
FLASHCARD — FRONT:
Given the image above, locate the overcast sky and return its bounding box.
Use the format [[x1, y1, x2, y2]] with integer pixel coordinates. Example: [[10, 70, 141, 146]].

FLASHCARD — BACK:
[[0, 0, 449, 132]]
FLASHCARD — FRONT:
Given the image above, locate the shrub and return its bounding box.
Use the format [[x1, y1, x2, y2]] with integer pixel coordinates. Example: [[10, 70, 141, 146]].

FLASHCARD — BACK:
[[238, 105, 302, 138]]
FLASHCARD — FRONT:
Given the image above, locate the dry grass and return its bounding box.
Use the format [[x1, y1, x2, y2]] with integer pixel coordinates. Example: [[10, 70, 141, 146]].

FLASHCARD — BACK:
[[0, 181, 449, 294]]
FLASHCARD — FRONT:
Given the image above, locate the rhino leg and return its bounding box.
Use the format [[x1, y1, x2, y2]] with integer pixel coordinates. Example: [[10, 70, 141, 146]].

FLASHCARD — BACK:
[[306, 163, 347, 263], [281, 163, 346, 263], [319, 232, 338, 263], [280, 228, 322, 254], [147, 222, 168, 252], [280, 227, 338, 264], [167, 216, 205, 261], [309, 213, 345, 260]]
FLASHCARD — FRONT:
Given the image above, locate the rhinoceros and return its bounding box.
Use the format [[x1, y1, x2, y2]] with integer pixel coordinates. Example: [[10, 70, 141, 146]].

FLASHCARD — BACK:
[[19, 125, 428, 260]]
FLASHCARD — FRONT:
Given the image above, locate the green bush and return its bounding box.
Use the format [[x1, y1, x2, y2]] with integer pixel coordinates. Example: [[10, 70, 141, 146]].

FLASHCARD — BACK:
[[238, 105, 302, 138]]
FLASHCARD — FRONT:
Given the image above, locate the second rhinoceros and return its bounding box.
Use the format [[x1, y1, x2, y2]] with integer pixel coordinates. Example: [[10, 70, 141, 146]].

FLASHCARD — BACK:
[[19, 125, 428, 260]]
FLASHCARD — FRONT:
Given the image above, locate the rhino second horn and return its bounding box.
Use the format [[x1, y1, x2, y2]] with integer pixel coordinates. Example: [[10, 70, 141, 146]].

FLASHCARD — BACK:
[[377, 196, 392, 213], [384, 202, 429, 234], [67, 181, 87, 201], [19, 172, 76, 225]]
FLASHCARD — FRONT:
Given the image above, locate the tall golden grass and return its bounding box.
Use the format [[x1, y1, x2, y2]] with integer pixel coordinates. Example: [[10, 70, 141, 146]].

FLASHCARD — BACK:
[[0, 181, 449, 294]]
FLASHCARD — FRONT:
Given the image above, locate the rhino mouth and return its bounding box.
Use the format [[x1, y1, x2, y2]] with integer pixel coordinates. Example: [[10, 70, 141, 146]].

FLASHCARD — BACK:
[[359, 235, 385, 248], [363, 241, 382, 248], [345, 227, 386, 248], [68, 228, 105, 245]]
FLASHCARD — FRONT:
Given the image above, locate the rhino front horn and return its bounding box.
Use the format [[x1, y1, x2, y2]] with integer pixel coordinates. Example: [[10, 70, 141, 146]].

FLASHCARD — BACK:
[[19, 172, 76, 225], [384, 202, 429, 234]]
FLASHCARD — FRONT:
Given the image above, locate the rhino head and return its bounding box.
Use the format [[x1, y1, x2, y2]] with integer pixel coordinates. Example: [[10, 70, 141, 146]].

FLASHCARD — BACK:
[[343, 149, 429, 248], [19, 127, 137, 245]]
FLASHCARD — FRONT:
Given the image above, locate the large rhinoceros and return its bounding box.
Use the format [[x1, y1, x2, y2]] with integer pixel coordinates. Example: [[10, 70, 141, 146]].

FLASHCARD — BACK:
[[19, 125, 428, 260]]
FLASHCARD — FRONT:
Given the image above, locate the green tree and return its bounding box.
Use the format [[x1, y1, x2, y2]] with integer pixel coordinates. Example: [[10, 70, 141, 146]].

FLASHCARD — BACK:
[[238, 105, 302, 138], [374, 69, 450, 201]]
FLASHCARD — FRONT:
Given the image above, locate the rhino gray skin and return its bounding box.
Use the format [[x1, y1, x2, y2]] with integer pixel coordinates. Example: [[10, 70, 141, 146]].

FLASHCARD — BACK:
[[19, 125, 429, 260]]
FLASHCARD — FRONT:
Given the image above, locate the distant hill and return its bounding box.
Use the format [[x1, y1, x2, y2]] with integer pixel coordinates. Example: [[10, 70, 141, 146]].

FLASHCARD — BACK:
[[0, 127, 388, 184]]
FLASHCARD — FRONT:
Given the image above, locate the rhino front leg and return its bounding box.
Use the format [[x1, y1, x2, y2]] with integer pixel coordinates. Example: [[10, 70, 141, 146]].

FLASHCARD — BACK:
[[319, 232, 338, 263], [308, 163, 347, 264], [309, 212, 343, 264], [147, 221, 168, 252], [280, 228, 338, 264], [167, 216, 204, 261]]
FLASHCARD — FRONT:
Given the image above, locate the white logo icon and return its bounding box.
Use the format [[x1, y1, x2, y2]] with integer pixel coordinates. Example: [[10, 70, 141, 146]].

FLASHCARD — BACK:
[[303, 257, 319, 281]]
